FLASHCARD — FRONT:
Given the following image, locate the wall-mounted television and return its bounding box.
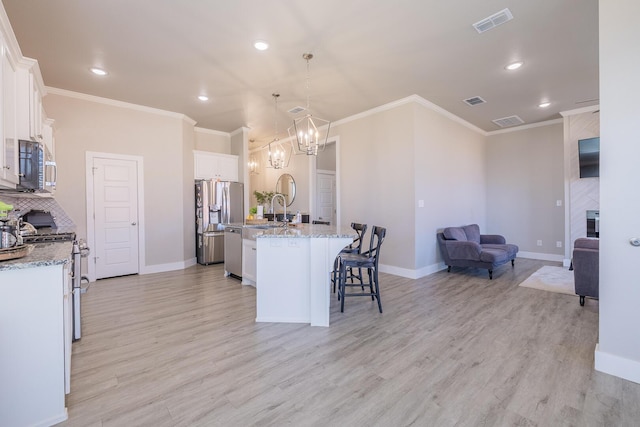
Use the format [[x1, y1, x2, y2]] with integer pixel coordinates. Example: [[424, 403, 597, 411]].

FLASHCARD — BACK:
[[578, 137, 600, 178]]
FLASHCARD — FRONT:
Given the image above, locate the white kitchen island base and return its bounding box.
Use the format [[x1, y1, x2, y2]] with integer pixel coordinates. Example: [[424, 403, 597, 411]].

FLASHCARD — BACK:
[[255, 225, 355, 327]]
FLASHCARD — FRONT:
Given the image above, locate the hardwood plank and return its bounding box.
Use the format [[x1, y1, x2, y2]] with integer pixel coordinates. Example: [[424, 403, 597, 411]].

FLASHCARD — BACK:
[[57, 259, 640, 426]]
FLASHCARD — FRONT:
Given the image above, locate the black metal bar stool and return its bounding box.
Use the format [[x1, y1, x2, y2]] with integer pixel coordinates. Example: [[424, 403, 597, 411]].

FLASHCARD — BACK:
[[331, 223, 367, 293], [337, 226, 386, 313], [331, 222, 367, 293]]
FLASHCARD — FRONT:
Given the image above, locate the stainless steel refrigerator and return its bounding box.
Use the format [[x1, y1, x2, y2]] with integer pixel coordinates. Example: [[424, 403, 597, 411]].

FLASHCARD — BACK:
[[195, 180, 244, 265]]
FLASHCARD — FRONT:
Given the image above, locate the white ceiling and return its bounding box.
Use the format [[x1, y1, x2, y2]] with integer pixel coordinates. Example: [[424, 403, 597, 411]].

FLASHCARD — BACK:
[[3, 1, 599, 149]]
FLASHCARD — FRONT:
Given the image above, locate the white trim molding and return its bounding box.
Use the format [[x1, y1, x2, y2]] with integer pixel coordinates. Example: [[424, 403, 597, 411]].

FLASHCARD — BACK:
[[46, 86, 195, 123], [595, 344, 640, 385], [517, 251, 565, 263]]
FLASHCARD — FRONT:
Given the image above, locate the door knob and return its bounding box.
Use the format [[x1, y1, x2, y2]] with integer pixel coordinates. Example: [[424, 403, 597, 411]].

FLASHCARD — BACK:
[[131, 222, 137, 226], [630, 237, 640, 247]]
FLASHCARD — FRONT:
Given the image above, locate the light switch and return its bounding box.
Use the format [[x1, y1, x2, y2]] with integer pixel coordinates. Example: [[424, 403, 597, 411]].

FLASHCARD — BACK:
[[556, 200, 562, 207], [418, 200, 425, 208]]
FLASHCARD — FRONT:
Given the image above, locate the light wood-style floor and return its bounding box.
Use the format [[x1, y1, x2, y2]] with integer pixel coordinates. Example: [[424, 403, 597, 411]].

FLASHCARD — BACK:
[[59, 258, 640, 426]]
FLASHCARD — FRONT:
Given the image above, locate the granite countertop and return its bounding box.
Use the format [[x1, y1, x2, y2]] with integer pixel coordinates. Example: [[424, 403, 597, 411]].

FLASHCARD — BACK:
[[255, 223, 357, 239], [0, 241, 72, 271]]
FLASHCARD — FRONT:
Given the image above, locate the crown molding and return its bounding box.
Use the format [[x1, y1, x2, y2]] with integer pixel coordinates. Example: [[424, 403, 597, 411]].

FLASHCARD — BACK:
[[560, 105, 600, 117], [45, 86, 195, 122], [230, 127, 251, 137], [331, 94, 488, 136], [486, 118, 563, 136], [194, 127, 230, 137]]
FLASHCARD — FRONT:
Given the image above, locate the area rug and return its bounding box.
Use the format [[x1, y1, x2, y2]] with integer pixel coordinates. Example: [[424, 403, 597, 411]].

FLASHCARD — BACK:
[[518, 265, 576, 296]]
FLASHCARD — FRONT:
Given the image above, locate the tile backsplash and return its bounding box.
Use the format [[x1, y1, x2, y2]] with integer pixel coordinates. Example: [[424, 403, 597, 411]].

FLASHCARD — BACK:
[[0, 195, 76, 229]]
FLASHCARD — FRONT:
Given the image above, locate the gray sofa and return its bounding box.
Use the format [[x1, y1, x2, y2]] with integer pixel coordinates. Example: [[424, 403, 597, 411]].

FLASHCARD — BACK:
[[437, 224, 519, 279], [572, 238, 599, 306]]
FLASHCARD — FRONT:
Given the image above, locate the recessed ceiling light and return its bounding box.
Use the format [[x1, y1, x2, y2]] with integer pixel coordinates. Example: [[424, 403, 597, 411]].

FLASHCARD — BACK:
[[505, 61, 523, 71], [538, 101, 551, 108], [254, 40, 269, 51], [198, 95, 209, 101], [90, 67, 108, 76]]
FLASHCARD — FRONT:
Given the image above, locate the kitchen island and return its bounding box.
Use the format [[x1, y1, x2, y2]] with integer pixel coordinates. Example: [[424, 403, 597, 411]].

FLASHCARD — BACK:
[[0, 242, 72, 427], [255, 223, 356, 327]]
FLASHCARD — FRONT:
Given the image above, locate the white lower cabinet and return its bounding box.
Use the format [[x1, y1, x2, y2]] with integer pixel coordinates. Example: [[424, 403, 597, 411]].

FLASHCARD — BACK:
[[0, 262, 70, 426], [242, 238, 257, 286]]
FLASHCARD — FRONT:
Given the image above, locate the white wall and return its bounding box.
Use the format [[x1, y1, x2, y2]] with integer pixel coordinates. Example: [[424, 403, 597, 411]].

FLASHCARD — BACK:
[[414, 103, 486, 274], [194, 127, 230, 153], [596, 0, 640, 384], [335, 102, 416, 271], [43, 92, 196, 269], [486, 123, 564, 260]]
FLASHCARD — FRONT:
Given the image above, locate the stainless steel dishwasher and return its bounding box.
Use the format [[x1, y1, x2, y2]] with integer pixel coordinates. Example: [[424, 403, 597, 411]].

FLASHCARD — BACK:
[[224, 226, 243, 278]]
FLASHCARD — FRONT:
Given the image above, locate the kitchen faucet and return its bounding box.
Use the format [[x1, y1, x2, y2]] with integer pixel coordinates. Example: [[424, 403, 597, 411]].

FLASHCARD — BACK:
[[271, 194, 288, 227]]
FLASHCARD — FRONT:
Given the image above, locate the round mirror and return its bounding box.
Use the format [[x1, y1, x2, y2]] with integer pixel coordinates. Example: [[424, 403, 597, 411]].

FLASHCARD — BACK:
[[275, 173, 296, 207]]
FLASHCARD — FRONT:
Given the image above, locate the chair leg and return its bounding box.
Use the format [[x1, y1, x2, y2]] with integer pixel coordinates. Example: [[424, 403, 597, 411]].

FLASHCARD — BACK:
[[447, 266, 451, 273], [488, 269, 493, 280], [340, 262, 346, 312], [374, 268, 382, 313], [580, 295, 585, 306], [511, 259, 515, 267], [331, 257, 339, 294], [368, 268, 375, 300]]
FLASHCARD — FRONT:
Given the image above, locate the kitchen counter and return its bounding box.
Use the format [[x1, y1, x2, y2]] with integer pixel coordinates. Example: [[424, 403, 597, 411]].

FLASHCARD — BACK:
[[255, 223, 356, 327], [0, 241, 72, 271], [1, 241, 72, 426]]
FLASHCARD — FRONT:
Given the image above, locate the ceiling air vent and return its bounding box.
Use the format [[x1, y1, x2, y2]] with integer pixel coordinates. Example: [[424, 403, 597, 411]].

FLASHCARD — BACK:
[[492, 115, 524, 128], [464, 96, 486, 106], [288, 106, 306, 114], [473, 8, 514, 34]]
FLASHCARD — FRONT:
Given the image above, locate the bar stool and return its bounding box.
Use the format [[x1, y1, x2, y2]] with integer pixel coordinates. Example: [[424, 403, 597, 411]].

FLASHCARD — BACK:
[[331, 223, 367, 293], [337, 226, 386, 313]]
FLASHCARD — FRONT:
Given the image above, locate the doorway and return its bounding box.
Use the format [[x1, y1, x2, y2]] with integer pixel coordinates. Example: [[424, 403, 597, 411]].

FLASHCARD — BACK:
[[86, 152, 145, 281], [312, 137, 339, 225]]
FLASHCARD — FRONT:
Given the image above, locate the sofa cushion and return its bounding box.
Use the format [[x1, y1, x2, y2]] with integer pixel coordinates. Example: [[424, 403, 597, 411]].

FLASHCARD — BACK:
[[479, 248, 509, 264], [482, 243, 519, 258], [574, 238, 599, 250], [443, 227, 467, 241], [462, 224, 481, 244]]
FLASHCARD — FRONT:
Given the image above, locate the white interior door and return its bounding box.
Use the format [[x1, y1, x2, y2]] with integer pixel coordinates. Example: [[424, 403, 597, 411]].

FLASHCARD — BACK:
[[316, 172, 335, 224], [93, 157, 139, 279]]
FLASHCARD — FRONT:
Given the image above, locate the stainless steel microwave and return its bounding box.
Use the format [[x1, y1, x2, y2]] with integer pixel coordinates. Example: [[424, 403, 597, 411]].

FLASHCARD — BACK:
[[17, 140, 56, 193]]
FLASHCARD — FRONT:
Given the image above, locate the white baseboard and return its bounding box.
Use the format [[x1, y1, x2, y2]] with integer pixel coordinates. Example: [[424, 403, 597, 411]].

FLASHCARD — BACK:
[[379, 262, 447, 279], [595, 344, 640, 385], [517, 251, 564, 263], [141, 257, 197, 275]]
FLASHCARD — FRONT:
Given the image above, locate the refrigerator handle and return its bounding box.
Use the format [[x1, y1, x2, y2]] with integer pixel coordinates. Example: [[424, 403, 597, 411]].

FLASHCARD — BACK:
[[222, 185, 230, 223]]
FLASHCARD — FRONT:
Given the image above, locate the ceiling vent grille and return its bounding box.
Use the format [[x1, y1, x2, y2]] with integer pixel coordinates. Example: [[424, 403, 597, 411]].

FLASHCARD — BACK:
[[492, 115, 524, 128], [288, 106, 306, 114], [464, 96, 487, 106], [473, 8, 514, 34]]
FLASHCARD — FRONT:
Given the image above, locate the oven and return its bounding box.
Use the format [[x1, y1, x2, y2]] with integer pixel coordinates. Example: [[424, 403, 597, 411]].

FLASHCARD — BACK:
[[22, 231, 90, 340]]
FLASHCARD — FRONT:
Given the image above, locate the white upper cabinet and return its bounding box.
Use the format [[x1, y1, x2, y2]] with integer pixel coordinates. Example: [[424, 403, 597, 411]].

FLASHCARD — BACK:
[[194, 150, 239, 181], [16, 62, 44, 143], [1, 35, 19, 187]]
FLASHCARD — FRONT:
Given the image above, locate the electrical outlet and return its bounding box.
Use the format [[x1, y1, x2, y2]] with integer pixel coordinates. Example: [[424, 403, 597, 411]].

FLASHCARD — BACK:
[[556, 200, 562, 207], [537, 240, 543, 246], [556, 241, 562, 248]]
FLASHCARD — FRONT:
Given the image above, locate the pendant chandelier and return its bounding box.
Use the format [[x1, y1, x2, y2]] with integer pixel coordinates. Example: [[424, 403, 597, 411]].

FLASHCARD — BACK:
[[267, 93, 292, 169], [288, 53, 331, 156]]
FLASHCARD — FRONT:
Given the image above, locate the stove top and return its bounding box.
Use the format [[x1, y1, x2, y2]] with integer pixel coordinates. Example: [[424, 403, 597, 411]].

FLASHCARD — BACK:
[[22, 231, 76, 243]]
